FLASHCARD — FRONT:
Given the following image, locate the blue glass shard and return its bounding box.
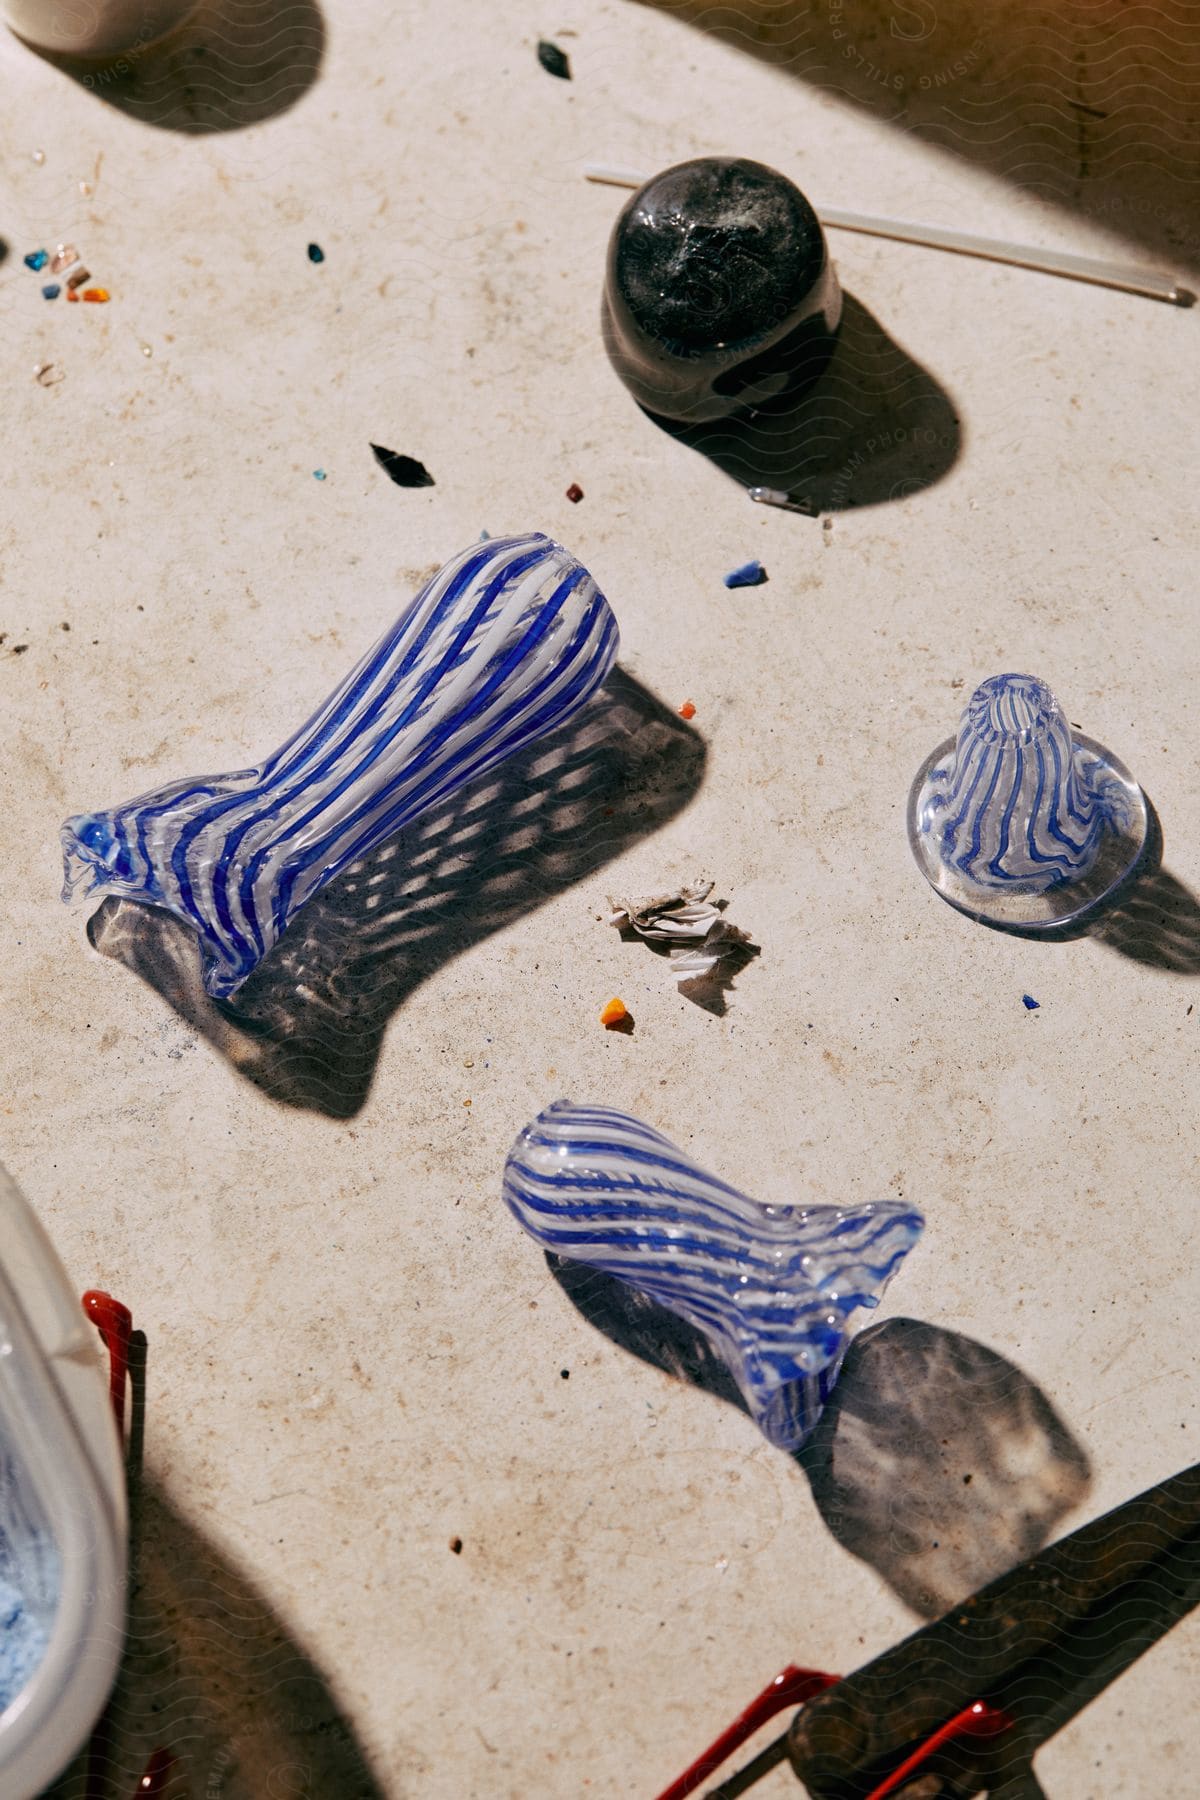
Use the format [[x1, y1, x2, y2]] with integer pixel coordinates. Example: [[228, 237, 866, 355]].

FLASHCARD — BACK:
[[724, 560, 768, 589]]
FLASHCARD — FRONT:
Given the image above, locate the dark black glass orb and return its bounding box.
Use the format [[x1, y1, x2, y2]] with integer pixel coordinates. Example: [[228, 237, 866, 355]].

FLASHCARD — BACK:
[[602, 157, 843, 425]]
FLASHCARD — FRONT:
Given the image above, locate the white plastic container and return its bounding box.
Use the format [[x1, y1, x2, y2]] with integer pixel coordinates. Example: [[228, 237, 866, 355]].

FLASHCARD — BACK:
[[0, 1165, 127, 1799], [1, 0, 197, 60]]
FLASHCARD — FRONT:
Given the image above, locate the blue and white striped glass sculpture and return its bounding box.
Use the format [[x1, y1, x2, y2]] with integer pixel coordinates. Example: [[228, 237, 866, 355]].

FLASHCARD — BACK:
[[61, 534, 619, 999], [503, 1102, 924, 1451], [908, 673, 1147, 929]]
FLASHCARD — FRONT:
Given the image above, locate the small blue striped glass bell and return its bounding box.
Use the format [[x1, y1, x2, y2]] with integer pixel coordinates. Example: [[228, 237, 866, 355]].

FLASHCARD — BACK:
[[908, 672, 1147, 929]]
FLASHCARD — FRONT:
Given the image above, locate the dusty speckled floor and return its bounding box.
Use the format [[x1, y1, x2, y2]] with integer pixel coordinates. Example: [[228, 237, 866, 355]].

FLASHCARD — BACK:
[[1, 2, 1198, 1796]]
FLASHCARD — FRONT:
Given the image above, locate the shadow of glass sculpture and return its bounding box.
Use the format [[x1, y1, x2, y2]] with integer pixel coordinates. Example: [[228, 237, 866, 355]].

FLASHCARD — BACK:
[[797, 1318, 1092, 1620], [968, 796, 1200, 970], [1091, 859, 1200, 973], [547, 1275, 1092, 1625], [64, 533, 618, 1001], [505, 1102, 923, 1451]]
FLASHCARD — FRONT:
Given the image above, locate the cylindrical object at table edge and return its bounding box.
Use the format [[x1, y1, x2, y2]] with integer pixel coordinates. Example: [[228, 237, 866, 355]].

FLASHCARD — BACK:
[[0, 1165, 127, 1800], [2, 0, 197, 58]]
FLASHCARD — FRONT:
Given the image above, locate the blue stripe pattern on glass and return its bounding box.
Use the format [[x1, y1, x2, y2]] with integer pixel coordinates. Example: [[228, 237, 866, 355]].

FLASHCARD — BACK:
[[922, 673, 1131, 891], [61, 533, 619, 999], [503, 1102, 924, 1451]]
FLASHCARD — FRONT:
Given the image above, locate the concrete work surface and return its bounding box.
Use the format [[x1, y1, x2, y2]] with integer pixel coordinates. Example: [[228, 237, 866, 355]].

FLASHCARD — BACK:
[[0, 1, 1197, 1795]]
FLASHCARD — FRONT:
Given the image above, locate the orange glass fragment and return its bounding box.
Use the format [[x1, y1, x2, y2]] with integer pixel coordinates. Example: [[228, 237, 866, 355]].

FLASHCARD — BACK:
[[678, 699, 696, 720], [82, 288, 110, 303], [600, 997, 629, 1028]]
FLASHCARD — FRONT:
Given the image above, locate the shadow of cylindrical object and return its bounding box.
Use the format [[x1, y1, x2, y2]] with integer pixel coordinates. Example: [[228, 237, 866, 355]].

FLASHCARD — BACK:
[[602, 156, 843, 425]]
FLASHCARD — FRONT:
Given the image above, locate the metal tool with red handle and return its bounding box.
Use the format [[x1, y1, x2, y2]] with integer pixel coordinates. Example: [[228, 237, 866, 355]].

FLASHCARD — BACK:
[[656, 1461, 1200, 1798]]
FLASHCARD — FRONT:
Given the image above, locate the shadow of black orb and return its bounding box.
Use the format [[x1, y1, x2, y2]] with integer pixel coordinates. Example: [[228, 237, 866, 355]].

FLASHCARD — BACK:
[[645, 294, 961, 513]]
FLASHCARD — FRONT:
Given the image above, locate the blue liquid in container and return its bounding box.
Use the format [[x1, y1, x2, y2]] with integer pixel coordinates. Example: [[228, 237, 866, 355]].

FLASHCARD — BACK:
[[0, 1448, 58, 1715]]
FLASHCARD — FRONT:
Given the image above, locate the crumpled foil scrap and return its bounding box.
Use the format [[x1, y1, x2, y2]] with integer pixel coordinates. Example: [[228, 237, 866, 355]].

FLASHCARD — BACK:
[[606, 881, 756, 986]]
